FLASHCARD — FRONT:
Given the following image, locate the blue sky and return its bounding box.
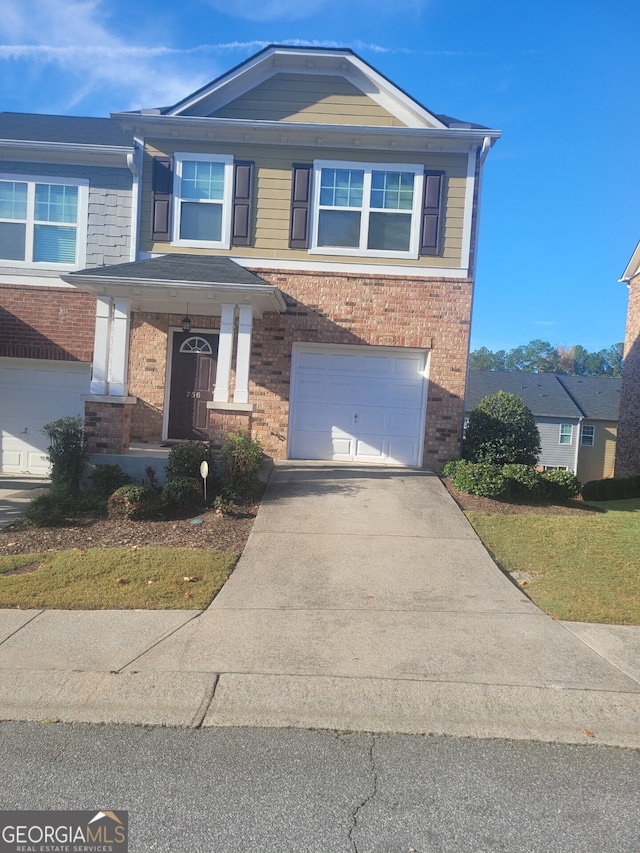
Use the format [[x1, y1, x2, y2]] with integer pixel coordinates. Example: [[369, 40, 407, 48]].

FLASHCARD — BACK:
[[1, 0, 637, 353]]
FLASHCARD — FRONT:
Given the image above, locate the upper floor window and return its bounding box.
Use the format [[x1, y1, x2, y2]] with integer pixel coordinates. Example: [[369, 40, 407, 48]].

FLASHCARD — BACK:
[[310, 160, 425, 259], [0, 176, 87, 268], [559, 423, 573, 445], [581, 424, 595, 446], [172, 153, 234, 249]]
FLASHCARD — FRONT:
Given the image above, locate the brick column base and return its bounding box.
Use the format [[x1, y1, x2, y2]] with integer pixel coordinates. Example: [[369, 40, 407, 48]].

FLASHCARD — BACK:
[[208, 410, 253, 449], [84, 401, 132, 454]]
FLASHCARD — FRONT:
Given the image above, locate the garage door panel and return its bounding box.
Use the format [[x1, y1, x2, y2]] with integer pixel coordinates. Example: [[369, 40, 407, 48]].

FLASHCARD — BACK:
[[0, 358, 89, 474], [289, 344, 428, 467]]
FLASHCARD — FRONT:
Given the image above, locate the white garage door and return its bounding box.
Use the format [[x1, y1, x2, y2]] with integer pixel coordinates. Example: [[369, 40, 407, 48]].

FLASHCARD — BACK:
[[0, 358, 90, 475], [288, 344, 428, 466]]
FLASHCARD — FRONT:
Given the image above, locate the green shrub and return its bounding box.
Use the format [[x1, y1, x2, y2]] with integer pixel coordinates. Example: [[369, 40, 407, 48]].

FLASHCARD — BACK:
[[541, 469, 581, 501], [463, 391, 541, 467], [166, 442, 214, 481], [23, 488, 75, 528], [107, 484, 159, 520], [218, 431, 264, 499], [581, 476, 640, 502], [451, 460, 508, 498], [161, 476, 203, 509], [43, 415, 88, 497], [442, 459, 464, 478], [501, 464, 544, 499], [88, 463, 133, 501], [581, 479, 607, 501]]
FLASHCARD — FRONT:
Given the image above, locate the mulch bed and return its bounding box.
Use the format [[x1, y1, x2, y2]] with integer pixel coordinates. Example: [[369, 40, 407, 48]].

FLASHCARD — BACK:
[[441, 477, 603, 516], [0, 503, 260, 557]]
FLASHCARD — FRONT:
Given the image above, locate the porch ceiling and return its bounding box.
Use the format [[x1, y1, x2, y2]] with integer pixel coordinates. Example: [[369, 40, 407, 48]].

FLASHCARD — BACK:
[[62, 254, 287, 317]]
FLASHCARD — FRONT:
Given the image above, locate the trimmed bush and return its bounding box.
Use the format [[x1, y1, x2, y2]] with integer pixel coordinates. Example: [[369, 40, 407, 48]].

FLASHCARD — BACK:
[[501, 464, 544, 499], [43, 415, 88, 497], [450, 460, 508, 499], [166, 441, 214, 481], [161, 476, 203, 509], [218, 431, 264, 499], [463, 391, 541, 467], [540, 469, 581, 501], [23, 488, 75, 528], [107, 484, 159, 520], [582, 475, 640, 502], [88, 463, 133, 501], [442, 459, 464, 479]]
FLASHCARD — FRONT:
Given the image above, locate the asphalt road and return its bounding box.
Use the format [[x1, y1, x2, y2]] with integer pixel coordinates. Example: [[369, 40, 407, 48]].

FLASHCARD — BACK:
[[1, 723, 639, 852]]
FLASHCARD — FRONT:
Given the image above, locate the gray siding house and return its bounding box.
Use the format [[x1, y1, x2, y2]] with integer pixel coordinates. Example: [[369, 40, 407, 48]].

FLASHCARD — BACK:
[[465, 371, 621, 481], [0, 112, 136, 474]]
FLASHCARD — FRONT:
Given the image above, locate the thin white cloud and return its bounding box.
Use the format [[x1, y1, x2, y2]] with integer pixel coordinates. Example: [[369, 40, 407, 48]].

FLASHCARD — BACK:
[[0, 0, 210, 111], [203, 0, 428, 22]]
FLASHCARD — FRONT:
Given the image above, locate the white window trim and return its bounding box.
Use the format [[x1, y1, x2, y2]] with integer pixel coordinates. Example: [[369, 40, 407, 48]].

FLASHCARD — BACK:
[[559, 423, 573, 445], [581, 424, 596, 446], [0, 173, 88, 270], [309, 159, 424, 260], [172, 153, 234, 249]]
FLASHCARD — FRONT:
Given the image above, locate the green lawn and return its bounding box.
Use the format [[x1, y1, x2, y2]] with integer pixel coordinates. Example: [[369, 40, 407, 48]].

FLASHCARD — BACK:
[[0, 547, 238, 610], [466, 499, 640, 624]]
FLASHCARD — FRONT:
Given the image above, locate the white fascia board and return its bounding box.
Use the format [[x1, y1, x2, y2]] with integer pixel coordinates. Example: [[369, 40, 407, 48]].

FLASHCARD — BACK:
[[343, 55, 447, 129], [235, 256, 470, 279], [0, 272, 76, 288], [62, 274, 287, 313], [619, 240, 640, 282], [112, 113, 500, 154], [0, 140, 134, 167]]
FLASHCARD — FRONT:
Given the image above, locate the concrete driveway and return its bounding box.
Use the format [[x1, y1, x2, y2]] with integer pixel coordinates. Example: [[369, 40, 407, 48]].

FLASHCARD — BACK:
[[1, 461, 639, 744]]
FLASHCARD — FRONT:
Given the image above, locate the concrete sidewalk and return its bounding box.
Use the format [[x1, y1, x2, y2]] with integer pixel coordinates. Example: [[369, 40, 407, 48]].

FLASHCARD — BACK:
[[0, 462, 639, 746]]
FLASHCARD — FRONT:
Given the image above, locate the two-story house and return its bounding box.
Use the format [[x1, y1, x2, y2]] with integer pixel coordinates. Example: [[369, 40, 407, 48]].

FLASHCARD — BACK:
[[466, 370, 621, 482], [0, 113, 137, 474], [0, 45, 500, 477]]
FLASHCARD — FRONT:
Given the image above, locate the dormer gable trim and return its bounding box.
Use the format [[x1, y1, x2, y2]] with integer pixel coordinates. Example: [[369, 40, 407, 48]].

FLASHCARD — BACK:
[[161, 45, 449, 131]]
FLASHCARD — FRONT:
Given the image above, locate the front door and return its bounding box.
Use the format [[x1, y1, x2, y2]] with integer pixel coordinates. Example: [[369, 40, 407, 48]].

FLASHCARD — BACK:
[[167, 332, 218, 440]]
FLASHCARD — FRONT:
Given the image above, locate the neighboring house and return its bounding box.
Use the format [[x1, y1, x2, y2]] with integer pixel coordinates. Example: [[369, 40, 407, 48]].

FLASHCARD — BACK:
[[1, 45, 500, 476], [616, 242, 640, 476], [0, 113, 137, 474], [465, 370, 621, 482]]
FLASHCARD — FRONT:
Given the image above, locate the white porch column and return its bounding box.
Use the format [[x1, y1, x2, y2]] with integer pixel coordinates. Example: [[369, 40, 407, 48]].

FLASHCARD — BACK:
[[213, 303, 235, 403], [233, 304, 253, 404], [107, 297, 131, 397], [90, 297, 112, 395]]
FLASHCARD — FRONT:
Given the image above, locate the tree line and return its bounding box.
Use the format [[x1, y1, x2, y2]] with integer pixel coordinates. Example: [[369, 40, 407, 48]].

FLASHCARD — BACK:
[[468, 339, 623, 376]]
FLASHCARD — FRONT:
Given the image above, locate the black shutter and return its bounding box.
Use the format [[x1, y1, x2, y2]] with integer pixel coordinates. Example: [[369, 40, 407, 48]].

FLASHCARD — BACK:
[[289, 163, 312, 249], [151, 156, 173, 242], [420, 170, 445, 256], [231, 161, 254, 247]]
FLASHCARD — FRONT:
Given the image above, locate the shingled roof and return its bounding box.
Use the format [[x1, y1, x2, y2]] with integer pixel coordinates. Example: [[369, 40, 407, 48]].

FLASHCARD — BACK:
[[466, 370, 621, 420]]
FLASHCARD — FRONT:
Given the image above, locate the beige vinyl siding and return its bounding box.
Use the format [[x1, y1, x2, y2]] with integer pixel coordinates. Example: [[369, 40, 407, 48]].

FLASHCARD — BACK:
[[141, 141, 468, 268], [577, 421, 617, 483], [210, 74, 405, 126]]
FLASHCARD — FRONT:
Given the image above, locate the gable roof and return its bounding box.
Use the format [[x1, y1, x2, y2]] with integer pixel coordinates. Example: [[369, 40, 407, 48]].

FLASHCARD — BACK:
[[466, 370, 621, 421], [117, 45, 499, 148], [620, 240, 640, 282]]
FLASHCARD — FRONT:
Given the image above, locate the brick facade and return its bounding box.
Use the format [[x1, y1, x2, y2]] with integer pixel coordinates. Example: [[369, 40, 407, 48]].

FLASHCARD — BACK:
[[124, 271, 472, 470], [0, 285, 95, 361], [84, 400, 132, 454], [615, 273, 640, 476]]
